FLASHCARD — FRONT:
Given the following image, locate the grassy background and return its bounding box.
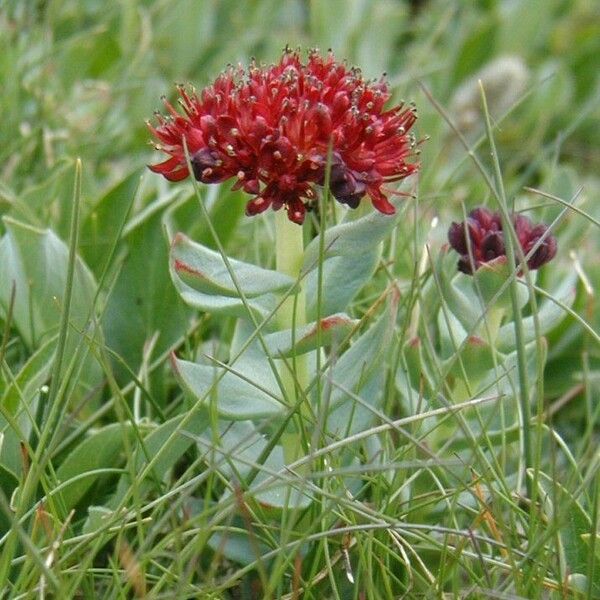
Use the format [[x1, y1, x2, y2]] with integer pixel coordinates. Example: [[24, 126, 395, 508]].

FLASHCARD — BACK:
[[1, 0, 599, 598]]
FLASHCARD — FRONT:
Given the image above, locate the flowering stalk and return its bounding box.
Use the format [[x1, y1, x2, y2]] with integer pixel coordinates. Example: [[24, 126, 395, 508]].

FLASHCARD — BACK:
[[444, 205, 558, 392], [148, 49, 421, 466], [448, 206, 557, 344]]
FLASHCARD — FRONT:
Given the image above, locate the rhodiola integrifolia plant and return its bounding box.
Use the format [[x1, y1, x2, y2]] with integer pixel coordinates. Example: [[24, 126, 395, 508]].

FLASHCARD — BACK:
[[410, 206, 561, 416], [148, 50, 561, 517], [148, 48, 420, 510]]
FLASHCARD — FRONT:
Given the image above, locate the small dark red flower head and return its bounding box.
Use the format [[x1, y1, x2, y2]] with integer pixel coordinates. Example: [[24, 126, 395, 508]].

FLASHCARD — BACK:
[[448, 207, 557, 274], [147, 48, 420, 224]]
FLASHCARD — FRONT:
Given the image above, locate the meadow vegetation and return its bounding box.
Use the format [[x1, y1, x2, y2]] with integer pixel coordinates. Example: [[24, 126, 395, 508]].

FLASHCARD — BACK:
[[0, 1, 599, 598]]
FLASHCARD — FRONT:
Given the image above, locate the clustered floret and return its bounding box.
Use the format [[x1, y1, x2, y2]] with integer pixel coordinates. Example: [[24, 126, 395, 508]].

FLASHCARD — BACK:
[[148, 48, 420, 224]]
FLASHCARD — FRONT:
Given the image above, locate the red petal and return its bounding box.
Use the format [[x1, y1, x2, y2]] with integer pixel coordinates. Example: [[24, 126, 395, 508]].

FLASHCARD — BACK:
[[148, 155, 183, 174], [163, 167, 190, 182], [370, 189, 396, 215], [245, 197, 271, 216], [286, 198, 306, 225]]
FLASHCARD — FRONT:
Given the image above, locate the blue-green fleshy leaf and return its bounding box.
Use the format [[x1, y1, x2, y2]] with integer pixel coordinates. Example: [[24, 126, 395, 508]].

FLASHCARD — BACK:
[[174, 281, 276, 321], [171, 232, 296, 298], [305, 251, 381, 319], [169, 232, 300, 322], [303, 200, 405, 266], [172, 354, 284, 420], [303, 200, 404, 319], [197, 423, 313, 510], [324, 292, 399, 436], [496, 282, 575, 352]]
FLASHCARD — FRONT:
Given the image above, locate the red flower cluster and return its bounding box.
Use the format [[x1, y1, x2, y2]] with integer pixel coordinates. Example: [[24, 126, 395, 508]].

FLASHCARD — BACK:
[[148, 49, 419, 224], [448, 207, 557, 275]]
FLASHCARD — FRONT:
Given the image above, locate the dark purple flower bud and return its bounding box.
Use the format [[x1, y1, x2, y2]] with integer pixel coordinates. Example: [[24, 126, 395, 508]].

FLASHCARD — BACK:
[[469, 207, 501, 232], [447, 206, 557, 275], [335, 192, 364, 209], [513, 214, 533, 249], [330, 173, 367, 207], [191, 148, 226, 183], [522, 224, 558, 269], [319, 153, 368, 208], [448, 208, 502, 273], [448, 221, 472, 255], [481, 231, 505, 261]]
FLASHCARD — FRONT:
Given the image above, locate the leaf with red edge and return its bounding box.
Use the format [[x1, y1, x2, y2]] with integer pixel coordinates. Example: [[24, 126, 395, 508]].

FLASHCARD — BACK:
[[262, 313, 358, 358], [442, 335, 497, 382], [170, 232, 296, 298]]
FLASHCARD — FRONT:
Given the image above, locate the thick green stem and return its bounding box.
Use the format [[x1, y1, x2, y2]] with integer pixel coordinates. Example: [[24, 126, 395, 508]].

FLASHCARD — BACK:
[[479, 306, 505, 346], [276, 210, 306, 329], [275, 210, 308, 463]]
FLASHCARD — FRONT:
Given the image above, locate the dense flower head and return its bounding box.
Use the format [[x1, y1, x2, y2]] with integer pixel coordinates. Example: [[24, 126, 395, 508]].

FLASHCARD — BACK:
[[147, 48, 420, 224], [448, 206, 557, 275]]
